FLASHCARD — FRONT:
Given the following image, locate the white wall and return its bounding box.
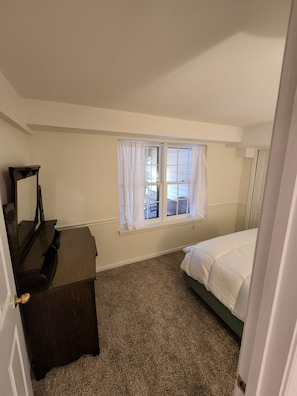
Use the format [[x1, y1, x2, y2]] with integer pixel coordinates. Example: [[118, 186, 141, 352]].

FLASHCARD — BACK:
[[0, 72, 252, 271], [0, 72, 30, 133], [242, 122, 273, 148], [0, 118, 32, 204], [24, 98, 243, 143], [0, 121, 250, 271], [27, 129, 248, 270]]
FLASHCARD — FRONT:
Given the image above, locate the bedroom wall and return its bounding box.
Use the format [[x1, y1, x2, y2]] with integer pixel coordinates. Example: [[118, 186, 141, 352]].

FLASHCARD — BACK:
[[0, 114, 250, 271], [0, 118, 32, 204], [0, 71, 252, 271], [241, 122, 273, 148], [27, 129, 249, 271]]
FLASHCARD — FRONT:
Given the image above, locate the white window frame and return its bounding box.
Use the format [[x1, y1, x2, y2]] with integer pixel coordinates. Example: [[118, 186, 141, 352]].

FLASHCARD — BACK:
[[118, 140, 207, 232], [144, 143, 193, 226]]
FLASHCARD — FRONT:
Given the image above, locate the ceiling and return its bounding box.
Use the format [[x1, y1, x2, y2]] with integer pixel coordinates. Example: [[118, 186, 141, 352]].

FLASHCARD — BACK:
[[0, 0, 291, 128]]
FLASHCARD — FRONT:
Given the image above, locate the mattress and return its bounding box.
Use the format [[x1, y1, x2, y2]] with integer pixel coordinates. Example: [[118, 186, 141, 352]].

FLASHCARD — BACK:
[[180, 228, 257, 321]]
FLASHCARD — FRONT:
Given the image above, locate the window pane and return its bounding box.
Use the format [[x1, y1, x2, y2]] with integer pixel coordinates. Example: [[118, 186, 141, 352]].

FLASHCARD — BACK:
[[166, 183, 190, 216], [145, 146, 160, 219], [146, 165, 159, 183], [165, 198, 191, 217], [179, 183, 189, 198], [177, 198, 190, 214], [166, 147, 191, 182], [178, 148, 191, 163], [178, 165, 189, 181], [144, 185, 160, 219], [144, 201, 159, 219], [167, 184, 177, 200], [167, 148, 178, 165], [167, 165, 177, 182], [167, 184, 177, 216], [147, 146, 159, 165], [146, 146, 159, 182], [167, 199, 177, 216]]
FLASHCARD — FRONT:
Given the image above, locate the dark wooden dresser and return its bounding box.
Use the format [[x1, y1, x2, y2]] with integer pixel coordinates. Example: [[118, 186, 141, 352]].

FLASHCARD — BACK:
[[3, 166, 100, 380], [22, 226, 99, 380]]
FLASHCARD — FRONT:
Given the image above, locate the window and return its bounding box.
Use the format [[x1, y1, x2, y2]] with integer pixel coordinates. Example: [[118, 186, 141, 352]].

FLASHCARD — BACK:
[[118, 141, 207, 231], [144, 145, 192, 220]]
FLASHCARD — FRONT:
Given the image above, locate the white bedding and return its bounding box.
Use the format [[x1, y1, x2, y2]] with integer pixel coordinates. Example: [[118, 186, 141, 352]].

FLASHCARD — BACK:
[[180, 228, 257, 322]]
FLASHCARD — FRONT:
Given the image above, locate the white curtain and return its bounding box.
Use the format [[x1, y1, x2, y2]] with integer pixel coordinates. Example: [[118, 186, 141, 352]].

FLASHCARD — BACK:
[[189, 145, 208, 220], [118, 141, 145, 231]]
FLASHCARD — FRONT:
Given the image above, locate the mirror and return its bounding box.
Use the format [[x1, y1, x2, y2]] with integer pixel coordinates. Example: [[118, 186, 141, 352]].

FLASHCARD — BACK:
[[9, 166, 41, 254], [17, 175, 39, 247]]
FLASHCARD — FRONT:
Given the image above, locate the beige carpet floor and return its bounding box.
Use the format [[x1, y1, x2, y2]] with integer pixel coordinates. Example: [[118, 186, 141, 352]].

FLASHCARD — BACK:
[[32, 251, 240, 396]]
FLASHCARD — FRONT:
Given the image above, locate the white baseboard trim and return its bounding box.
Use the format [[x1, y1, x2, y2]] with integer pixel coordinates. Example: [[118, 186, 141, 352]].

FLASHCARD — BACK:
[[96, 245, 187, 273]]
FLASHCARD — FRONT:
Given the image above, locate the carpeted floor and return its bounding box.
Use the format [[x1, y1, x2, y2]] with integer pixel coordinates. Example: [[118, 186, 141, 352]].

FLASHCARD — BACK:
[[32, 251, 240, 396]]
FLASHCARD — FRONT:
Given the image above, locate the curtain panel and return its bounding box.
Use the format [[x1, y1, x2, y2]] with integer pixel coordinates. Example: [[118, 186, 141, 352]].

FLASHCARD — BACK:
[[189, 145, 208, 220], [118, 141, 145, 231]]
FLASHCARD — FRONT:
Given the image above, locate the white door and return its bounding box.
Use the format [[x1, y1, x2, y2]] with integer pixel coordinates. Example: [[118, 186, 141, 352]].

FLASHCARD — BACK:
[[248, 149, 269, 229], [0, 194, 33, 396]]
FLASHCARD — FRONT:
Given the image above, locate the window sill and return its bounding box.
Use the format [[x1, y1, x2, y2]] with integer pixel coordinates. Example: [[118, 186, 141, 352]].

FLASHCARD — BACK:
[[119, 217, 203, 236]]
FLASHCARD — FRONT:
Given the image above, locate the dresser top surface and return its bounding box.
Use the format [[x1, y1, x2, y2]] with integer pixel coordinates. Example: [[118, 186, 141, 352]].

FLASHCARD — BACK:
[[51, 227, 97, 288]]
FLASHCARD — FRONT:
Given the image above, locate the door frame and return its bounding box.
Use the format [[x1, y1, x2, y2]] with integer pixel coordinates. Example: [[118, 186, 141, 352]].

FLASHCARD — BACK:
[[235, 1, 297, 394]]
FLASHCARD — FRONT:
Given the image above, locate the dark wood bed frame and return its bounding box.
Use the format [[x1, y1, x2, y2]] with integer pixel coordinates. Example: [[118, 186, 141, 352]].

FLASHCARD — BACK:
[[182, 271, 244, 339]]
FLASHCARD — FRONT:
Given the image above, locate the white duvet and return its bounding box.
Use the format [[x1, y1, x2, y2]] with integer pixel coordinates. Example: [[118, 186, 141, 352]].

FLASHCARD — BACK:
[[180, 228, 257, 322]]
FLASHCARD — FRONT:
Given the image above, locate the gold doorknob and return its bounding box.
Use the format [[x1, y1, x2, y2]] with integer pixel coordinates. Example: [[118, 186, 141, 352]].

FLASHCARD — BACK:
[[14, 293, 30, 307]]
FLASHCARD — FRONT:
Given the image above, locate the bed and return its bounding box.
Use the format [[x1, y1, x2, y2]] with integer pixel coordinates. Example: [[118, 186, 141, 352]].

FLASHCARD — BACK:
[[180, 228, 257, 338]]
